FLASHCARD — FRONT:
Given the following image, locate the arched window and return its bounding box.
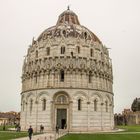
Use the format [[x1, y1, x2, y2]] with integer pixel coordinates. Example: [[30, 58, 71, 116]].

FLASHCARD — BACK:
[[36, 50, 38, 58], [90, 49, 93, 57], [94, 99, 97, 111], [105, 101, 108, 112], [84, 32, 87, 39], [78, 99, 81, 111], [76, 46, 80, 54], [61, 46, 65, 54], [62, 30, 66, 37], [46, 47, 50, 55], [89, 71, 92, 83], [42, 99, 46, 111], [30, 99, 33, 112], [60, 70, 64, 82], [57, 95, 67, 104]]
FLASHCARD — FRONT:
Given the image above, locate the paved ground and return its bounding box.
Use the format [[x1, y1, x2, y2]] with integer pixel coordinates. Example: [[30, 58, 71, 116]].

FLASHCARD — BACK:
[[12, 131, 67, 140], [12, 133, 55, 140]]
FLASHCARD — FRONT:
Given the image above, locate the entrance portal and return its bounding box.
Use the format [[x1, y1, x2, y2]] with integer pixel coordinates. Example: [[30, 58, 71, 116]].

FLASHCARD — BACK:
[[57, 109, 67, 129]]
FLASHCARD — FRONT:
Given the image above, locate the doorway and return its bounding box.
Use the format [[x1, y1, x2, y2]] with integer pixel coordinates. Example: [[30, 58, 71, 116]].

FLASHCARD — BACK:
[[57, 109, 67, 129]]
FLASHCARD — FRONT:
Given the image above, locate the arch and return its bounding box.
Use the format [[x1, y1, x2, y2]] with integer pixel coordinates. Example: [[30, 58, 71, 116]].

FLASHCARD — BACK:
[[26, 92, 36, 102], [90, 92, 103, 102], [21, 94, 25, 101], [106, 94, 112, 103], [36, 91, 50, 101], [73, 91, 88, 101], [103, 95, 111, 104], [90, 93, 103, 112], [103, 94, 113, 112], [53, 91, 71, 102], [56, 94, 68, 104]]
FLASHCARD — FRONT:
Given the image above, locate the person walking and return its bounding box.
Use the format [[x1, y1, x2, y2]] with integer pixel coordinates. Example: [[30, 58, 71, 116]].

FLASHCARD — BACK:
[[56, 124, 59, 134], [28, 126, 33, 140], [40, 124, 44, 133]]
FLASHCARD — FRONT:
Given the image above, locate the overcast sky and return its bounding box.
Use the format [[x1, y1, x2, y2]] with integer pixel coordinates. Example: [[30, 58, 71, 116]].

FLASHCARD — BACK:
[[0, 0, 140, 113]]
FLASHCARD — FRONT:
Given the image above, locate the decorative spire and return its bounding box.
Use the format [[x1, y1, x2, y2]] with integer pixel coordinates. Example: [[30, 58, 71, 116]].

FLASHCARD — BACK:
[[67, 5, 70, 10], [56, 7, 80, 25]]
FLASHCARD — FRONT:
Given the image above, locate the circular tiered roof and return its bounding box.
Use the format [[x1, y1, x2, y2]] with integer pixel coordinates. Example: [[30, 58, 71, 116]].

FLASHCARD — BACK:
[[37, 9, 102, 44]]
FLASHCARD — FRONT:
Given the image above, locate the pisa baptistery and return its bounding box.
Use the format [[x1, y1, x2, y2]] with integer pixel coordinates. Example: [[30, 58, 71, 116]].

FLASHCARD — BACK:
[[20, 8, 114, 132]]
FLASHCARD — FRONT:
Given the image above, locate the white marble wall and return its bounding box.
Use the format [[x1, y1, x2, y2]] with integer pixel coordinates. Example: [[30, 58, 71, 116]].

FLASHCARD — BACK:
[[20, 89, 114, 132]]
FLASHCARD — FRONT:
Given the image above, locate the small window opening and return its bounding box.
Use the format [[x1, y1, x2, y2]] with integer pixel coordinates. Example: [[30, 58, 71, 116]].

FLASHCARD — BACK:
[[94, 99, 97, 111], [105, 101, 108, 112], [42, 99, 46, 111], [77, 46, 80, 54], [90, 49, 93, 57], [78, 99, 81, 110], [61, 46, 65, 54], [89, 72, 92, 83], [60, 70, 64, 82], [46, 47, 50, 55], [30, 99, 33, 112]]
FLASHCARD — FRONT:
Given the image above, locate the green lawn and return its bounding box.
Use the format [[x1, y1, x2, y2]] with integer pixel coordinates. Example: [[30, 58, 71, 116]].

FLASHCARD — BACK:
[[0, 125, 42, 140], [116, 125, 140, 132], [0, 131, 28, 140], [0, 125, 34, 140], [58, 125, 140, 140], [0, 125, 140, 140], [0, 125, 15, 131], [58, 133, 140, 140]]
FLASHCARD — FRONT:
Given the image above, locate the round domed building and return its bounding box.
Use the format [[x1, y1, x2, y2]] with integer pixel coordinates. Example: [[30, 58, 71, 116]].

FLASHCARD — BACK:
[[20, 8, 114, 132]]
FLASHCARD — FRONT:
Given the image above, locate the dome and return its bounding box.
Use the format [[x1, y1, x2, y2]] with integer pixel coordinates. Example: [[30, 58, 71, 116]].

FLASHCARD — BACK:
[[37, 8, 101, 44]]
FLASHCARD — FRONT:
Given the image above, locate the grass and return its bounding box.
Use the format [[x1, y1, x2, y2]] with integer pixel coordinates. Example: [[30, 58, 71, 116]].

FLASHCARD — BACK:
[[0, 125, 27, 139], [116, 125, 140, 132], [58, 133, 140, 140], [0, 125, 140, 140], [0, 131, 28, 140], [58, 125, 140, 140], [0, 125, 41, 140], [0, 125, 15, 131]]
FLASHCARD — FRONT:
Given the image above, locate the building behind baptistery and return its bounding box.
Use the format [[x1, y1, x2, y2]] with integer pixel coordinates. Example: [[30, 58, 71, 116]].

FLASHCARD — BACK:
[[20, 8, 114, 132]]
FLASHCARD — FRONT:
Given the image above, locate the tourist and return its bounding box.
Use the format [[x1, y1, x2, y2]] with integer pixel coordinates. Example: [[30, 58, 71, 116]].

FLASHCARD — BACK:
[[28, 126, 33, 140], [40, 124, 44, 133], [64, 123, 67, 129], [56, 124, 59, 133]]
